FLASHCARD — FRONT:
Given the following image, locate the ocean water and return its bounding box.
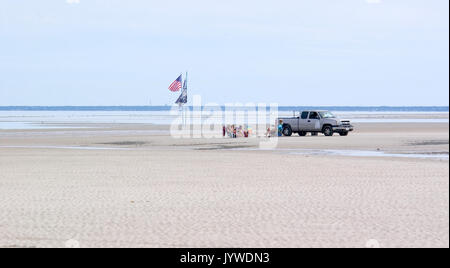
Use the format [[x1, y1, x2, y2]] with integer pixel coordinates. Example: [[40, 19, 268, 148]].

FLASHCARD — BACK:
[[0, 106, 448, 112], [0, 106, 448, 130]]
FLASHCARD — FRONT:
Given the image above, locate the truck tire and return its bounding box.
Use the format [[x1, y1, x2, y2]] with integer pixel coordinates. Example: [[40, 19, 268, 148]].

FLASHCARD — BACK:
[[282, 125, 293, 136], [311, 132, 318, 136], [299, 131, 307, 136], [339, 131, 348, 136], [322, 125, 334, 136]]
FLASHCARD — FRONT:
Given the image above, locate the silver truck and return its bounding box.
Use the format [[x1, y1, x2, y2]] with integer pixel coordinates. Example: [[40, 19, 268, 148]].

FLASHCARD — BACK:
[[278, 110, 354, 136]]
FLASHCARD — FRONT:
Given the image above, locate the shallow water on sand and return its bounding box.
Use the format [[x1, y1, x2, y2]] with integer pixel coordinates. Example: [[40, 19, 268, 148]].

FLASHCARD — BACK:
[[288, 149, 449, 160], [0, 122, 95, 130], [230, 148, 449, 160], [0, 145, 131, 150]]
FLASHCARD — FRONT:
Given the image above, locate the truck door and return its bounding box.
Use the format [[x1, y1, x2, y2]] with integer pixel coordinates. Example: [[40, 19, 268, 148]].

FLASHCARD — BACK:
[[292, 116, 300, 132], [306, 111, 321, 131], [299, 111, 310, 130]]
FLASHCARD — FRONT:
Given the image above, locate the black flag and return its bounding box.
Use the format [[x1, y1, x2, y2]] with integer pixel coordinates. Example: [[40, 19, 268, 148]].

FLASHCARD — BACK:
[[176, 72, 188, 105], [175, 88, 187, 105]]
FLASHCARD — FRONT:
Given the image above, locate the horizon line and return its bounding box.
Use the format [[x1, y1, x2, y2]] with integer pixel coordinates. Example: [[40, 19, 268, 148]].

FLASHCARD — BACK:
[[0, 105, 448, 108]]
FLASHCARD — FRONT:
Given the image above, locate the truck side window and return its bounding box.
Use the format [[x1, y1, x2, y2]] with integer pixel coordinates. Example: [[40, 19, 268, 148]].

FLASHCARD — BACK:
[[309, 112, 319, 120], [301, 111, 309, 119]]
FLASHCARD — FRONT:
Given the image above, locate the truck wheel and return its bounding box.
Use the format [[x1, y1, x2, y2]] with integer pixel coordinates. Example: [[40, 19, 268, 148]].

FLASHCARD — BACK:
[[282, 126, 293, 136], [299, 131, 307, 136], [339, 131, 348, 136], [311, 132, 318, 136], [322, 126, 333, 136]]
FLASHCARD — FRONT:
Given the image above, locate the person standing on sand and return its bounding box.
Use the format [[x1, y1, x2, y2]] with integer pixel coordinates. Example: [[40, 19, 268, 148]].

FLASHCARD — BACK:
[[223, 126, 226, 137], [243, 125, 249, 138], [278, 120, 283, 137]]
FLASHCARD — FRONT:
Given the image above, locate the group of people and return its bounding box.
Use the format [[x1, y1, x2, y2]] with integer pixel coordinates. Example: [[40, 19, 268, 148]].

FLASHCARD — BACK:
[[222, 125, 252, 138], [222, 120, 284, 138]]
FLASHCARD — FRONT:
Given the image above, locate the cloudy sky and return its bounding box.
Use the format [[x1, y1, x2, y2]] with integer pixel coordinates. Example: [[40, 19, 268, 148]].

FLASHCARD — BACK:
[[0, 0, 448, 106]]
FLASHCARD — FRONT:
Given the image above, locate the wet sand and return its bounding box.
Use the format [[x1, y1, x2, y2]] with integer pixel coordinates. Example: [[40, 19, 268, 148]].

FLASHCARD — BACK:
[[0, 122, 448, 248]]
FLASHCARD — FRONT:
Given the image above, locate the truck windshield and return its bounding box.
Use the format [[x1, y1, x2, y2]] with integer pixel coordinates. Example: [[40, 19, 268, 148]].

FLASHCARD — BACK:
[[319, 111, 336, 118]]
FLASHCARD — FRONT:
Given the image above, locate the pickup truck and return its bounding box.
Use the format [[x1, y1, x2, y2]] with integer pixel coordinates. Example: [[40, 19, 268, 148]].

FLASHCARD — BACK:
[[278, 110, 354, 136]]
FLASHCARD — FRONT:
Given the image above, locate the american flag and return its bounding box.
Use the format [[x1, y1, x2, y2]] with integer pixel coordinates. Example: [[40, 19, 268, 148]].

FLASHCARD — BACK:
[[168, 75, 182, 92]]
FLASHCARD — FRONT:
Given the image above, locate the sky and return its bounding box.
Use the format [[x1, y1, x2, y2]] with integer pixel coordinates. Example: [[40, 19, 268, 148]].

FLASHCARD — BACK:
[[0, 0, 448, 106]]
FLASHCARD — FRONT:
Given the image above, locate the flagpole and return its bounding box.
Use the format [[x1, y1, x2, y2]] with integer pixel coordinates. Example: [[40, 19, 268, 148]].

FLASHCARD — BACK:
[[181, 72, 185, 126], [183, 71, 188, 126], [173, 72, 188, 126]]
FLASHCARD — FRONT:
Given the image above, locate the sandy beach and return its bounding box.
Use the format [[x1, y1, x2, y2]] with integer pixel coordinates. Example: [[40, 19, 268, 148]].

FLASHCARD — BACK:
[[0, 121, 448, 248]]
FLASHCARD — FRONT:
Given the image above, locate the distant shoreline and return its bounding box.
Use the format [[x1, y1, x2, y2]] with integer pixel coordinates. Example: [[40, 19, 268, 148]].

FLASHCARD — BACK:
[[0, 106, 448, 112]]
